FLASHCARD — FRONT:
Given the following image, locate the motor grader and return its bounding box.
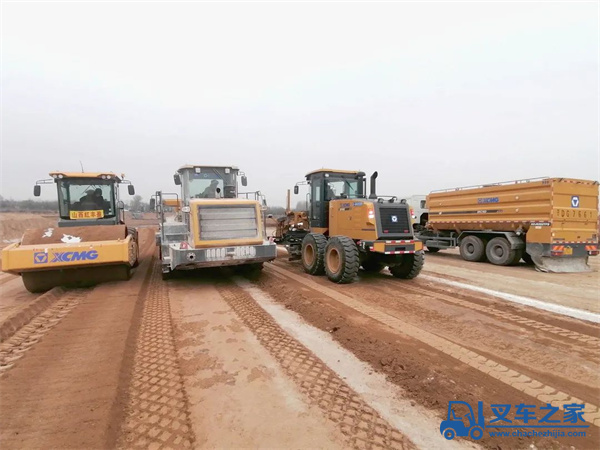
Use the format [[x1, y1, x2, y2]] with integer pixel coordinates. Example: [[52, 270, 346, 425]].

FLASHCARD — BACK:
[[1, 171, 139, 292], [275, 169, 424, 283], [151, 165, 276, 278]]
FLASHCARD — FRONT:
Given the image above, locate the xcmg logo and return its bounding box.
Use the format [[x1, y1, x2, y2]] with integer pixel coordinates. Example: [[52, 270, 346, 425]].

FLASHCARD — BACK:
[[51, 250, 99, 262], [33, 250, 99, 264]]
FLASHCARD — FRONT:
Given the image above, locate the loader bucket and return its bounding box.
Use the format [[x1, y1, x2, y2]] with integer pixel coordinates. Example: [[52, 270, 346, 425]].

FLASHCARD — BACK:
[[531, 255, 592, 273]]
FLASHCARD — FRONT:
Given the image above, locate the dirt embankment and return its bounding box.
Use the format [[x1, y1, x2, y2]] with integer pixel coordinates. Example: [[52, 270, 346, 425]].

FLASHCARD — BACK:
[[0, 213, 57, 244]]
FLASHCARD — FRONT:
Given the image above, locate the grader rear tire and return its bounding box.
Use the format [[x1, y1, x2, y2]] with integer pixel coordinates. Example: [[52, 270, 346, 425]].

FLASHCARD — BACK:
[[301, 233, 327, 275], [324, 236, 359, 284], [389, 251, 425, 279]]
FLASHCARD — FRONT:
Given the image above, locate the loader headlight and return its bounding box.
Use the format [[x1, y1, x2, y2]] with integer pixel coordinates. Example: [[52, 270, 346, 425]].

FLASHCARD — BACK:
[[181, 206, 191, 213]]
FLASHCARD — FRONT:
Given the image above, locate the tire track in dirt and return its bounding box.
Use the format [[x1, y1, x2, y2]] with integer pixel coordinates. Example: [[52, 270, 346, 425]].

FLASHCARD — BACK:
[[267, 263, 600, 427], [0, 289, 89, 374], [116, 260, 194, 449], [374, 277, 599, 347], [217, 283, 416, 450]]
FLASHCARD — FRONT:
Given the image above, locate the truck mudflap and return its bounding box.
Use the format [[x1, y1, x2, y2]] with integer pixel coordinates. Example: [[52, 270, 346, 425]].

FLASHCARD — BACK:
[[527, 242, 593, 273], [165, 242, 277, 272], [366, 239, 423, 254]]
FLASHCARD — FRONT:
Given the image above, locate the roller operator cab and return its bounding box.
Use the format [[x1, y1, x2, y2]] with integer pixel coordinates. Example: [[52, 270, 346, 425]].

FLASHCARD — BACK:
[[1, 172, 139, 293], [278, 169, 424, 283], [152, 165, 276, 279]]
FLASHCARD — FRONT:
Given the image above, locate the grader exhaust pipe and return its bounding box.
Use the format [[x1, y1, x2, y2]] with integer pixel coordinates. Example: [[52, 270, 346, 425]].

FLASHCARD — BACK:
[[369, 171, 378, 199]]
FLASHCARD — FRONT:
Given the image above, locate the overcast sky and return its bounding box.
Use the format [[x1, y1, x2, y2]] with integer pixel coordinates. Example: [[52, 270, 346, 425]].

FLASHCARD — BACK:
[[1, 1, 598, 206]]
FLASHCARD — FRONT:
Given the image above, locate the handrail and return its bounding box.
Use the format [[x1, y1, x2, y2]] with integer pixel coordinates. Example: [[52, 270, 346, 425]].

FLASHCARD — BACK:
[[430, 177, 549, 193]]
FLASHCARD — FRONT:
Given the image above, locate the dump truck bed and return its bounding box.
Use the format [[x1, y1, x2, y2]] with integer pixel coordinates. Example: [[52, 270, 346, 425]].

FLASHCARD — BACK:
[[426, 178, 599, 272]]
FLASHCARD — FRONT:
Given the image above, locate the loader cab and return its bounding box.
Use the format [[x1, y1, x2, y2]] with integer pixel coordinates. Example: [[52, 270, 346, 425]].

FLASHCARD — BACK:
[[34, 172, 136, 228], [175, 165, 246, 201], [302, 169, 366, 230]]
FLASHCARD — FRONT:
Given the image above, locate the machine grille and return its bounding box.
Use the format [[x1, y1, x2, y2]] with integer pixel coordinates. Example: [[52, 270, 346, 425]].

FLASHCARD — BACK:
[[197, 205, 258, 240], [378, 206, 412, 236]]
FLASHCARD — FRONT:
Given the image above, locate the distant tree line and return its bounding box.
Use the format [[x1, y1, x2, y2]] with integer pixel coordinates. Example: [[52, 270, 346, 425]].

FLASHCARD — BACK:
[[0, 196, 58, 212]]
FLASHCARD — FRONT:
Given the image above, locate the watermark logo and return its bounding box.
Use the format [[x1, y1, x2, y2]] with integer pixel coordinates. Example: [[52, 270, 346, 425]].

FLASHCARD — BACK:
[[440, 401, 589, 441]]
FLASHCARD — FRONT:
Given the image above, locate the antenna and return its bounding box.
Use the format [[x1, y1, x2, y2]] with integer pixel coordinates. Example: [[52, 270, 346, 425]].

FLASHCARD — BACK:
[[79, 161, 85, 172]]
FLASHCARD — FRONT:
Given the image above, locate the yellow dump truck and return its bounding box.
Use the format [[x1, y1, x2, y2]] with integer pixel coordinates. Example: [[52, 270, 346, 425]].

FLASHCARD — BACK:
[[2, 172, 139, 292], [417, 177, 599, 272]]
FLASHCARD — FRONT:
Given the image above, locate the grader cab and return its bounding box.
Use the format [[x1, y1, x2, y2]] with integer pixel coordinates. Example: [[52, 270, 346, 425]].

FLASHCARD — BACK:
[[152, 165, 276, 278], [1, 172, 139, 292], [275, 169, 424, 283]]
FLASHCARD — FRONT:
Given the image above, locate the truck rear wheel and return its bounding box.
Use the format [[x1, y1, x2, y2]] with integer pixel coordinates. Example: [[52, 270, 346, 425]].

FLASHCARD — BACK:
[[324, 236, 359, 283], [486, 237, 516, 266], [301, 233, 327, 275], [459, 236, 486, 262], [389, 251, 424, 279]]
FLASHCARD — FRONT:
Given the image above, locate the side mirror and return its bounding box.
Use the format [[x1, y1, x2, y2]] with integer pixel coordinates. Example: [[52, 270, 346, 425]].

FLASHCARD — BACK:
[[149, 198, 156, 211], [294, 185, 299, 195], [174, 174, 181, 185], [241, 176, 248, 187], [128, 185, 135, 195], [262, 198, 267, 206], [33, 185, 41, 197]]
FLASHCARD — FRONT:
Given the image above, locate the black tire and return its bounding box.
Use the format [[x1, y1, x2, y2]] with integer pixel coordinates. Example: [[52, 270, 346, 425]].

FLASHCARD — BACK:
[[361, 259, 385, 272], [510, 248, 524, 265], [389, 251, 424, 279], [459, 236, 486, 262], [522, 252, 534, 265], [486, 237, 516, 266], [324, 236, 359, 283], [161, 269, 172, 280], [301, 233, 327, 275], [22, 272, 55, 293], [425, 246, 440, 253]]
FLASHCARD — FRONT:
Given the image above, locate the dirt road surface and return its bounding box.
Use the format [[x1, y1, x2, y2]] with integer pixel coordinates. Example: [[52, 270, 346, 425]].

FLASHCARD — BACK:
[[1, 234, 598, 449]]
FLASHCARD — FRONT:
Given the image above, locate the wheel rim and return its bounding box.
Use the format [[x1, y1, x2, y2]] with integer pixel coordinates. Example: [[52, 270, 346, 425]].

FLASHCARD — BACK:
[[466, 243, 474, 254], [303, 243, 315, 266], [327, 248, 341, 273], [493, 245, 504, 258]]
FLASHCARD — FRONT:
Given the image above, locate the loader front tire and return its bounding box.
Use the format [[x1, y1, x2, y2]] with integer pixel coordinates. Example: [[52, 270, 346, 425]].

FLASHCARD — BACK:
[[389, 251, 424, 279], [324, 236, 359, 283], [301, 233, 327, 275]]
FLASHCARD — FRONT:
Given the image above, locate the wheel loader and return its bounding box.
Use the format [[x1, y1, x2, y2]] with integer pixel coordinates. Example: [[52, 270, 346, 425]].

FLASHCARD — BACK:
[[275, 169, 424, 283], [1, 172, 139, 292], [151, 165, 276, 278]]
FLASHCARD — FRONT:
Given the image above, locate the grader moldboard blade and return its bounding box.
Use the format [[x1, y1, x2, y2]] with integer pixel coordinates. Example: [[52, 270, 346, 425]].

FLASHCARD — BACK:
[[16, 225, 136, 293]]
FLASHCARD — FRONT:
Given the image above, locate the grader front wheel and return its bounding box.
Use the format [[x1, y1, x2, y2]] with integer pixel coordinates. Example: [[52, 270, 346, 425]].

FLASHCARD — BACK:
[[324, 236, 359, 283], [301, 233, 327, 275]]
